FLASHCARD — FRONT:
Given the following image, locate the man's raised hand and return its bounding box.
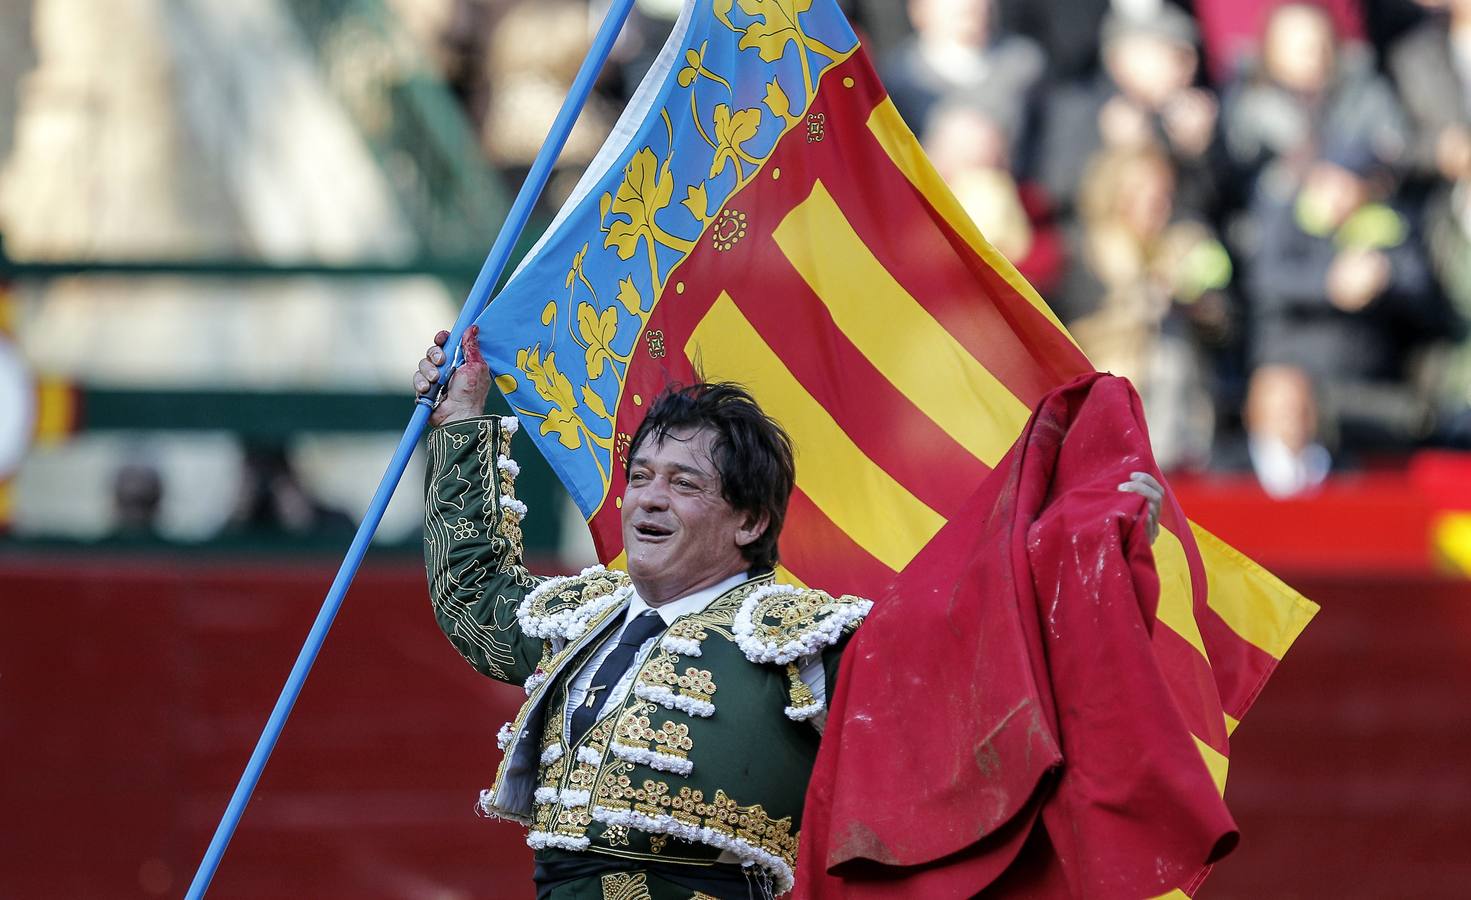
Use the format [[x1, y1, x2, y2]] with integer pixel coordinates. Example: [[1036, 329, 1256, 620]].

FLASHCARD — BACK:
[[1118, 471, 1164, 545], [415, 325, 491, 427]]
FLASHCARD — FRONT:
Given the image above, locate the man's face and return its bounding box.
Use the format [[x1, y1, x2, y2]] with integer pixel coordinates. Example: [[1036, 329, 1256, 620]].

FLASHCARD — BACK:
[[1106, 34, 1198, 107], [1118, 155, 1176, 239], [1247, 366, 1318, 454], [1265, 5, 1335, 94], [910, 0, 992, 48], [621, 426, 767, 606], [924, 107, 1009, 177]]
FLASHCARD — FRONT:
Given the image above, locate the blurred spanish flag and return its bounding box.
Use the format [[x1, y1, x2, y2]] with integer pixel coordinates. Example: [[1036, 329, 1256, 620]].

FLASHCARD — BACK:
[[0, 281, 77, 531], [476, 0, 1317, 894]]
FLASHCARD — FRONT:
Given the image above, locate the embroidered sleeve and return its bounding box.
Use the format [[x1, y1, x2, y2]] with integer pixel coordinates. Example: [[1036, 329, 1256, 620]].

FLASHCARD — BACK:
[[423, 415, 547, 684], [733, 584, 872, 666]]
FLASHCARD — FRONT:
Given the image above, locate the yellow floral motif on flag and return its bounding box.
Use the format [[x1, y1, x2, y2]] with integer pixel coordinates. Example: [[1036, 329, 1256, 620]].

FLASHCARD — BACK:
[[602, 146, 691, 290], [483, 0, 855, 513]]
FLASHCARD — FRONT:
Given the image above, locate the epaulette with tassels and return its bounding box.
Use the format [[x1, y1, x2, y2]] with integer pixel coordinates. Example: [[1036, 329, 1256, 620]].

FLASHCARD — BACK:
[[516, 565, 633, 643], [732, 583, 872, 665]]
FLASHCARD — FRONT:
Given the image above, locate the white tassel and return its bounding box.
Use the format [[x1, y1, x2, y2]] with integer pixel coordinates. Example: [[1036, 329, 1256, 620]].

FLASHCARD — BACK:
[[608, 741, 694, 776], [526, 831, 589, 852]]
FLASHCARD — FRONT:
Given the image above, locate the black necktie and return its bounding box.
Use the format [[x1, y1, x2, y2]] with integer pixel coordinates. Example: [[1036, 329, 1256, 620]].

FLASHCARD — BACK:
[[569, 611, 665, 746]]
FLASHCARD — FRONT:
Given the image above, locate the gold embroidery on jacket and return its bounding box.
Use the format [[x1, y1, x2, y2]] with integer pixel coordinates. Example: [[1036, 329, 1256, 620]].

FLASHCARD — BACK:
[[638, 652, 718, 707], [785, 662, 817, 709], [557, 804, 593, 832], [532, 689, 568, 831], [664, 619, 708, 646], [594, 777, 799, 869], [524, 570, 632, 624], [568, 753, 600, 792], [599, 872, 652, 900], [540, 699, 563, 747], [491, 426, 526, 568], [745, 587, 867, 646], [681, 577, 770, 640], [615, 706, 658, 746], [602, 822, 631, 847], [532, 680, 619, 839], [613, 702, 695, 768]]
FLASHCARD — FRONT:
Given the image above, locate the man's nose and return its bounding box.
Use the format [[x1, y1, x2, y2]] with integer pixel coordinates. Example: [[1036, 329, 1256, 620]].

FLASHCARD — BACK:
[[638, 477, 671, 509]]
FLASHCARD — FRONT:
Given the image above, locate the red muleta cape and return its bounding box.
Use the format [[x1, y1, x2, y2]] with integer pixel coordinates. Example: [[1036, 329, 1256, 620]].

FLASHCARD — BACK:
[[796, 373, 1237, 898]]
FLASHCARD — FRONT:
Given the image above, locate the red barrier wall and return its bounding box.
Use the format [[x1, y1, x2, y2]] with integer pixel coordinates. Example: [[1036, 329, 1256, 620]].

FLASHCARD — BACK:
[[2, 551, 1469, 898], [0, 555, 535, 899], [1203, 574, 1471, 898]]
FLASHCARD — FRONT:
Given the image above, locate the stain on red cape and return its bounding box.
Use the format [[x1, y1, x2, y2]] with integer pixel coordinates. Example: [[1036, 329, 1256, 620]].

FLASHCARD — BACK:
[[795, 373, 1237, 898]]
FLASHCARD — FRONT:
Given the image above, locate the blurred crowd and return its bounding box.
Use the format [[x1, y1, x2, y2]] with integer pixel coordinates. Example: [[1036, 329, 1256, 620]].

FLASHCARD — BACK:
[[410, 0, 1471, 497]]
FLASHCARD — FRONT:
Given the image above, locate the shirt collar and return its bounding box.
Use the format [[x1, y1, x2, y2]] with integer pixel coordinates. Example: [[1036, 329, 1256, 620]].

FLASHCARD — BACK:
[[626, 571, 751, 626]]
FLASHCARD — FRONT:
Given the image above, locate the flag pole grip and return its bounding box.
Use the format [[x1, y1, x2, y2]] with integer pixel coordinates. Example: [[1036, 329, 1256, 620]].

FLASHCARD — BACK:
[[184, 2, 639, 895]]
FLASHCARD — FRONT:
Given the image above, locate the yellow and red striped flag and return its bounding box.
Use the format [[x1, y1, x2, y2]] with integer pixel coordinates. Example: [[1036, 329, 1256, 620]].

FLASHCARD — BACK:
[[476, 0, 1317, 892]]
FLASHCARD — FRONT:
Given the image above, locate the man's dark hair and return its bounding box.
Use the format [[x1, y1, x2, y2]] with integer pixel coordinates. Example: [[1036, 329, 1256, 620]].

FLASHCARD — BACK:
[[626, 382, 795, 571]]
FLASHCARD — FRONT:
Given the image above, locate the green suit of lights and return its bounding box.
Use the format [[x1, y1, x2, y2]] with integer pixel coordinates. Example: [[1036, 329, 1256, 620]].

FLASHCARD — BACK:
[[423, 416, 871, 894]]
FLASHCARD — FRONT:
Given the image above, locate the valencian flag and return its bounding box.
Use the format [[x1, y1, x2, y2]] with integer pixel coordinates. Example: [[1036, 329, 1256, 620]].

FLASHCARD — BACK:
[[475, 0, 1318, 895]]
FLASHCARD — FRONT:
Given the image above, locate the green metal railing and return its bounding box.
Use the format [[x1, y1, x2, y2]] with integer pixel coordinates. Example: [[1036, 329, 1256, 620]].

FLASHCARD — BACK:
[[0, 1, 568, 553], [287, 0, 510, 255]]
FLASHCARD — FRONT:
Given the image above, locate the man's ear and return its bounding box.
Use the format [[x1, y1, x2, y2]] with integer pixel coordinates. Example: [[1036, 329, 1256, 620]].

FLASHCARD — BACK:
[[734, 510, 771, 549]]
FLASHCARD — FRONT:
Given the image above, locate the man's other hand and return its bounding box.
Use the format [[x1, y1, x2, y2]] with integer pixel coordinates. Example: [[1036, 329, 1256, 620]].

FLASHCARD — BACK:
[[1117, 471, 1163, 544], [415, 326, 491, 427]]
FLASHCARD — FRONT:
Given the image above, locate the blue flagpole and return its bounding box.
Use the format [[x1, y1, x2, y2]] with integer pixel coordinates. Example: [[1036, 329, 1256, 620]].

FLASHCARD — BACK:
[[184, 0, 639, 894]]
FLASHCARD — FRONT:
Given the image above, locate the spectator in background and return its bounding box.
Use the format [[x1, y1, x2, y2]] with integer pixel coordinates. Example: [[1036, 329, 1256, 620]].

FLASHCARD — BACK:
[[1419, 170, 1471, 443], [434, 0, 508, 133], [111, 461, 164, 538], [227, 443, 352, 538], [1247, 142, 1448, 451], [599, 0, 688, 107], [1242, 364, 1334, 496], [1219, 3, 1408, 216], [880, 0, 1045, 149], [1388, 0, 1471, 186], [923, 98, 1064, 294], [1037, 5, 1221, 222], [1193, 0, 1367, 85], [997, 0, 1206, 85], [478, 1, 617, 204], [1058, 145, 1235, 470], [995, 0, 1112, 83]]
